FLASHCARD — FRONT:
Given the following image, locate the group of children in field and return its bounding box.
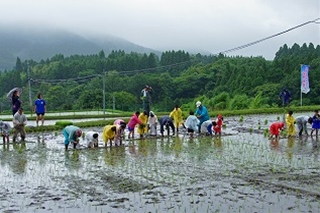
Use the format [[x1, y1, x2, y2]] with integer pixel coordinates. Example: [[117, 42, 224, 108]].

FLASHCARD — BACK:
[[62, 101, 224, 150], [269, 109, 320, 139]]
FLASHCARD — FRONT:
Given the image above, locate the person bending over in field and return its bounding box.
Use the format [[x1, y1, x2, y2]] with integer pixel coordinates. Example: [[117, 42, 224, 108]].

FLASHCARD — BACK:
[[85, 131, 99, 148], [159, 116, 175, 137], [269, 122, 285, 139], [62, 125, 82, 150]]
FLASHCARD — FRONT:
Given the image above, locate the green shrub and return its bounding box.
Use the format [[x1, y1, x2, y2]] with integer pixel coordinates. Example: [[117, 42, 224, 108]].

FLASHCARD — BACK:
[[55, 120, 73, 127]]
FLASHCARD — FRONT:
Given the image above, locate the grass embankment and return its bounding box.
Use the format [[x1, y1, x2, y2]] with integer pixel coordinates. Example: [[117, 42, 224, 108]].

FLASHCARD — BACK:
[[6, 105, 318, 133]]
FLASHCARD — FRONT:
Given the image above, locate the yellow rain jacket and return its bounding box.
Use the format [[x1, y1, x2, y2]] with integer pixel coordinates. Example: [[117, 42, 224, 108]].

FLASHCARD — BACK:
[[102, 125, 117, 143], [169, 108, 183, 128], [138, 113, 148, 135], [285, 114, 296, 136]]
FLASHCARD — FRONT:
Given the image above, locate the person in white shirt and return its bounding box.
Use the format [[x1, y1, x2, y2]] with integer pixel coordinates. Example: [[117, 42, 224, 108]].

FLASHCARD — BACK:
[[85, 131, 99, 148], [184, 111, 199, 138], [148, 111, 158, 136], [13, 108, 27, 142], [295, 115, 313, 136]]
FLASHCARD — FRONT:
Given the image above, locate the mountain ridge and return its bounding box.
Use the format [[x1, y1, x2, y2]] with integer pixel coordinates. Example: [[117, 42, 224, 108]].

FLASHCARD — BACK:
[[0, 26, 161, 70]]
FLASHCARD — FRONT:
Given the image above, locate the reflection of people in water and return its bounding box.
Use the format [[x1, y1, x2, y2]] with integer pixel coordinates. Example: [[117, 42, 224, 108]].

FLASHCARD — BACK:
[[285, 137, 295, 161], [104, 146, 126, 166], [12, 142, 27, 174], [213, 135, 223, 149], [172, 136, 183, 158], [64, 150, 81, 170], [270, 138, 280, 152]]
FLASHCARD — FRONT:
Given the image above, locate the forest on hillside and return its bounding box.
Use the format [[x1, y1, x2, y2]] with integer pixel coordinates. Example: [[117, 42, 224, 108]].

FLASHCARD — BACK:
[[0, 43, 319, 113]]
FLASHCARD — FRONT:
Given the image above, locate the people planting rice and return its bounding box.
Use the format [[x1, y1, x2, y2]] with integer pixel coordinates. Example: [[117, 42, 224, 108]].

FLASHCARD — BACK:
[[195, 101, 209, 133], [102, 125, 117, 146], [200, 120, 214, 136], [127, 111, 143, 139], [62, 125, 82, 150], [311, 110, 320, 136], [148, 111, 158, 136], [269, 121, 285, 139], [113, 119, 126, 145], [169, 104, 184, 135], [285, 110, 296, 137], [159, 116, 175, 137], [85, 131, 99, 148], [295, 115, 312, 136], [138, 111, 148, 139], [184, 111, 199, 138]]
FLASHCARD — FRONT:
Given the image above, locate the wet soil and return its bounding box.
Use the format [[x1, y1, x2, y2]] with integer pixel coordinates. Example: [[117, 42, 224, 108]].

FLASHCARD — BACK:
[[1, 113, 320, 213]]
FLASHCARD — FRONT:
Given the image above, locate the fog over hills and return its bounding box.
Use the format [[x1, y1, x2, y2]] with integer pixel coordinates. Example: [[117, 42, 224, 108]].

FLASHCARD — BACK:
[[0, 26, 161, 70]]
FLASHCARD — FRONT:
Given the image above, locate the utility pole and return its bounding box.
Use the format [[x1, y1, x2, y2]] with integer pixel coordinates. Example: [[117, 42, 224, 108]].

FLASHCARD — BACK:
[[27, 64, 33, 116], [102, 69, 106, 115]]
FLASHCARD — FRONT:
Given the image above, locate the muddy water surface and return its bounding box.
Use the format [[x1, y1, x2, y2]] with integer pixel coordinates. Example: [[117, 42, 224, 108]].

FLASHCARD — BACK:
[[1, 114, 320, 213]]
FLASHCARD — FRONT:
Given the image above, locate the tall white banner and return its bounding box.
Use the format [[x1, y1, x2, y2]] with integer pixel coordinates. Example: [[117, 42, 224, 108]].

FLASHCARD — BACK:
[[301, 64, 310, 94]]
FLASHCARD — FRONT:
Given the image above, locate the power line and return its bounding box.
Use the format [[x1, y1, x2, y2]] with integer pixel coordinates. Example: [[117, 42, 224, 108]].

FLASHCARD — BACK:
[[218, 17, 320, 55], [31, 18, 319, 81]]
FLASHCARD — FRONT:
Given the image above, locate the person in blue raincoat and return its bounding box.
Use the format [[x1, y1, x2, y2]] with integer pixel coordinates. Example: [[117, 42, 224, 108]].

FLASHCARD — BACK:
[[279, 88, 291, 107], [62, 125, 82, 150], [195, 101, 209, 133]]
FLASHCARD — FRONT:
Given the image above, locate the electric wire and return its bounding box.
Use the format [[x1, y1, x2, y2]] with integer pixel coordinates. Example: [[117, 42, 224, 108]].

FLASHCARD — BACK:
[[31, 18, 319, 83]]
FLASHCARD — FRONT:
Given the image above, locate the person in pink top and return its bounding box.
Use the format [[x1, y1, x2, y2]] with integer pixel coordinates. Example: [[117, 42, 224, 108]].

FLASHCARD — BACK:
[[127, 111, 142, 139], [113, 119, 127, 145]]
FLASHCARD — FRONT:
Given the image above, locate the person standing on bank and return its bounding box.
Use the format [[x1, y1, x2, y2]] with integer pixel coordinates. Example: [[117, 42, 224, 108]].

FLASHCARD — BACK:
[[13, 108, 27, 142], [195, 101, 210, 133], [12, 90, 22, 116], [141, 85, 153, 116], [34, 93, 46, 126]]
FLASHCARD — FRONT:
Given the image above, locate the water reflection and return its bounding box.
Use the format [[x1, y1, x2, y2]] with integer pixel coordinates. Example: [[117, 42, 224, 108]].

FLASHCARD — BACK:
[[11, 142, 27, 174], [64, 150, 81, 170], [270, 138, 280, 152], [172, 136, 183, 158], [285, 137, 295, 161], [104, 146, 125, 166], [311, 136, 319, 161], [213, 135, 222, 148]]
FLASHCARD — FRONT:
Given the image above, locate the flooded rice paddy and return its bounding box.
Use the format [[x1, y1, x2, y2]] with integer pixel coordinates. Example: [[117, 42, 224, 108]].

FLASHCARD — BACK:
[[1, 114, 320, 213]]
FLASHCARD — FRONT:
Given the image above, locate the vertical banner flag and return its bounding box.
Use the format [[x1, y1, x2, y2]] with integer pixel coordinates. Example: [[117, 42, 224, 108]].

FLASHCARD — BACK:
[[301, 64, 310, 94]]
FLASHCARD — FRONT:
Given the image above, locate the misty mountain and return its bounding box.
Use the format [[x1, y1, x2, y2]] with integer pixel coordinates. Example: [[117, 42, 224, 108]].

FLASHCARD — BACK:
[[0, 26, 161, 70]]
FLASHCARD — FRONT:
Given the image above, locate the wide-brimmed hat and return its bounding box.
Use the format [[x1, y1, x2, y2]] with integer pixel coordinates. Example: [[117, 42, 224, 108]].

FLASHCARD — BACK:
[[196, 101, 201, 107]]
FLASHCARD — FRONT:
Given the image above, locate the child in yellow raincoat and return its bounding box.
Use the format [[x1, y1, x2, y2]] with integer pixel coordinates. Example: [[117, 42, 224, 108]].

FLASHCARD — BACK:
[[169, 104, 183, 135], [138, 111, 148, 138], [285, 110, 296, 137], [102, 125, 117, 146]]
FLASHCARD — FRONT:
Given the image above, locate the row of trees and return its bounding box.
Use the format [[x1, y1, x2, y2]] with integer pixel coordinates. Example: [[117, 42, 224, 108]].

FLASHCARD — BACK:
[[0, 43, 319, 114]]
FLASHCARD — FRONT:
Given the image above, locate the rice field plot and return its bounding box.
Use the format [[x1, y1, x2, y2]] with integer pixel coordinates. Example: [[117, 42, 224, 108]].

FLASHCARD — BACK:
[[0, 114, 320, 213]]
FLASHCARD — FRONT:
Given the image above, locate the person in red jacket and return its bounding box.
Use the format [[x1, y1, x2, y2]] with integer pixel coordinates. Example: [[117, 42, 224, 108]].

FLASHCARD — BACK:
[[214, 114, 223, 135], [269, 122, 285, 139]]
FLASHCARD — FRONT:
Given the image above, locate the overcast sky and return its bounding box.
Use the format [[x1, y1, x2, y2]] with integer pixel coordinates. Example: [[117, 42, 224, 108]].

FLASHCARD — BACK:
[[0, 0, 319, 59]]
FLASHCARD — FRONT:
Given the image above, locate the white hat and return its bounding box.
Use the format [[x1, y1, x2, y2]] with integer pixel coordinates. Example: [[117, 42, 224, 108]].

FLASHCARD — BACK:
[[196, 101, 201, 107]]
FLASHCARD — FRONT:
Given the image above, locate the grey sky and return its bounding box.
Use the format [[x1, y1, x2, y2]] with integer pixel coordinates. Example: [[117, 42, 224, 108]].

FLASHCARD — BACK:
[[0, 0, 319, 59]]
